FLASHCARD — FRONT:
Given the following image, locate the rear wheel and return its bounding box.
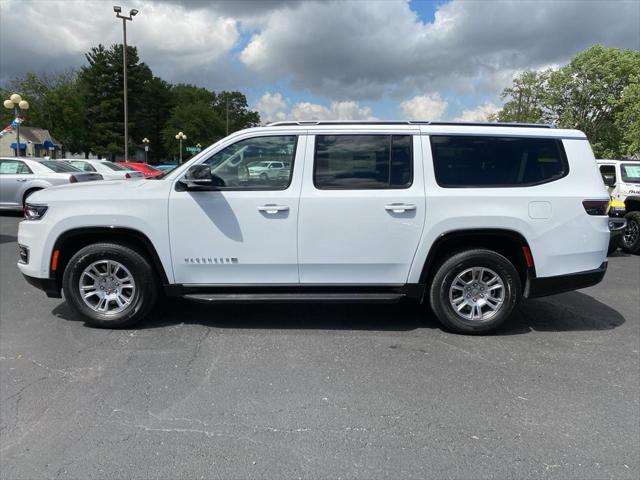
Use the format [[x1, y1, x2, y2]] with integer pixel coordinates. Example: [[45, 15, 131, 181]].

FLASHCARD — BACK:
[[621, 211, 640, 254], [429, 249, 521, 334], [62, 243, 158, 328]]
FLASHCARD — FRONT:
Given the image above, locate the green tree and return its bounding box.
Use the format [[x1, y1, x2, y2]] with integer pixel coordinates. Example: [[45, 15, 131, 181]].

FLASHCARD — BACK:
[[211, 91, 261, 135], [0, 71, 88, 154], [134, 76, 174, 162], [616, 74, 640, 157], [78, 43, 153, 159], [492, 70, 550, 123], [545, 45, 640, 157]]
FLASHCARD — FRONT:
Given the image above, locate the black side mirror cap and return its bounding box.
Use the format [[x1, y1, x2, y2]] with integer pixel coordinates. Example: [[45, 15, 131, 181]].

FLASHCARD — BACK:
[[178, 164, 225, 191]]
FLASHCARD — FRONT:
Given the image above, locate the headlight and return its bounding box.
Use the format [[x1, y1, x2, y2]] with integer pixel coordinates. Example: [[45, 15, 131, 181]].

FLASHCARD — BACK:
[[23, 203, 48, 221]]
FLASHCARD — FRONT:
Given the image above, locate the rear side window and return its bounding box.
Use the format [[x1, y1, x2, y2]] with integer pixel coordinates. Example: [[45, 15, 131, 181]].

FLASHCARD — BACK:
[[102, 161, 127, 171], [40, 161, 80, 173], [68, 161, 96, 172], [314, 135, 412, 189], [430, 136, 568, 187], [0, 160, 32, 174]]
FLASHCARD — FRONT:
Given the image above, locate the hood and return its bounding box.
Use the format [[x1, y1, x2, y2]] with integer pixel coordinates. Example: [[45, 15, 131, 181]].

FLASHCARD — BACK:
[[27, 178, 153, 204]]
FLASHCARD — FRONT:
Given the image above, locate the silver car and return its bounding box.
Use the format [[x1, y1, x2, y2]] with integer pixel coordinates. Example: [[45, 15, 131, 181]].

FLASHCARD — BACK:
[[0, 157, 103, 210]]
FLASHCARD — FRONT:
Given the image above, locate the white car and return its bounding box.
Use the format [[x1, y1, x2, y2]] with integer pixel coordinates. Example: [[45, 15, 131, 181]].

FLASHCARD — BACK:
[[0, 157, 103, 210], [247, 160, 290, 181], [64, 159, 144, 180], [596, 158, 640, 252], [18, 121, 611, 334]]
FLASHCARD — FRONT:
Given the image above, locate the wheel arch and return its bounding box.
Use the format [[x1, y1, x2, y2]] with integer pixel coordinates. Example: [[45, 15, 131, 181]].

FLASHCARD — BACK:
[[419, 228, 534, 289], [51, 227, 170, 292]]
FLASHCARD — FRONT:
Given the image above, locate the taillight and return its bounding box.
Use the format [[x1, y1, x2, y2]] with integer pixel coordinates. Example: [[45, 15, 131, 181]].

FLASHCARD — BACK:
[[69, 175, 78, 183], [125, 173, 131, 179], [582, 199, 609, 216]]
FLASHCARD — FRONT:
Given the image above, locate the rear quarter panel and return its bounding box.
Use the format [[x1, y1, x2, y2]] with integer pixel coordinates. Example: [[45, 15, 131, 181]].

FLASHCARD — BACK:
[[409, 136, 610, 282]]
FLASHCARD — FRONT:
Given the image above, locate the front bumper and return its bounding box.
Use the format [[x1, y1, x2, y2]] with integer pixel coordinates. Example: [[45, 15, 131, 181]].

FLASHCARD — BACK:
[[22, 273, 62, 298], [525, 261, 608, 299]]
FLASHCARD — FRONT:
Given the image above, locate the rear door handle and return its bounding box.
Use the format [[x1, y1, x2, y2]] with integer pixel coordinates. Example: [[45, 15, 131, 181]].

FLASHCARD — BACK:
[[16, 178, 28, 182], [385, 203, 416, 213], [258, 204, 289, 214]]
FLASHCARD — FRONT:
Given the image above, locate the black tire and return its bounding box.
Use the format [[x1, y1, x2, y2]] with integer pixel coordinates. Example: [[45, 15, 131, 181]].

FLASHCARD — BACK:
[[607, 236, 620, 255], [429, 249, 521, 335], [23, 188, 43, 207], [260, 172, 268, 181], [621, 211, 640, 254], [62, 243, 158, 328]]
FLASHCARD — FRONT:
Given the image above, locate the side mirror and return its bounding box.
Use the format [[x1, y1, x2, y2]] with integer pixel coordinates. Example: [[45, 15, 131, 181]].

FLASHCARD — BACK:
[[602, 174, 616, 187], [179, 164, 225, 191]]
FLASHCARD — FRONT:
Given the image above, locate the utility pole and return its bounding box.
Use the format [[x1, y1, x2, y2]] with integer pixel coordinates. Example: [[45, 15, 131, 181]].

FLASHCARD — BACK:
[[113, 6, 139, 161], [226, 97, 229, 136]]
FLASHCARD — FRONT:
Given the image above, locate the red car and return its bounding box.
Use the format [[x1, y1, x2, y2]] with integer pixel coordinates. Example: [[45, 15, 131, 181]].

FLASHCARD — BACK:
[[117, 162, 164, 178]]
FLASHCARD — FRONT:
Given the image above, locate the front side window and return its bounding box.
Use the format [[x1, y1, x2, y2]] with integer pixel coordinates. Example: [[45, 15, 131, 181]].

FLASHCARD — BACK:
[[314, 135, 412, 189], [430, 136, 568, 187], [621, 163, 640, 183], [0, 160, 32, 175], [203, 135, 297, 189]]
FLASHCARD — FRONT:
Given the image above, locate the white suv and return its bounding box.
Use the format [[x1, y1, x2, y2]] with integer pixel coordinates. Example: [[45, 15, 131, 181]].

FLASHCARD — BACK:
[[17, 122, 611, 334]]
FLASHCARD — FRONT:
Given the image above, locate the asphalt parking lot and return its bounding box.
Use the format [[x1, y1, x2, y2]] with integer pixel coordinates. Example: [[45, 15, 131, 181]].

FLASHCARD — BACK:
[[1, 213, 638, 480]]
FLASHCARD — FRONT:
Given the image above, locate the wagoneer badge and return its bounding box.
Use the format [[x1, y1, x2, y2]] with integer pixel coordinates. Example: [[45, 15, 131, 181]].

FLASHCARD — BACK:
[[184, 257, 238, 264]]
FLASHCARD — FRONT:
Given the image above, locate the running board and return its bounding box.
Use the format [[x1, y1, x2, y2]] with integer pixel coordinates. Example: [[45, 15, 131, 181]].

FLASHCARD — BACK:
[[183, 293, 405, 304]]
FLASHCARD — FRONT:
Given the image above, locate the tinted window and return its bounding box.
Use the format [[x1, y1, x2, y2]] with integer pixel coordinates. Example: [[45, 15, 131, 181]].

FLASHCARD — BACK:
[[203, 135, 297, 189], [314, 135, 412, 189], [0, 160, 32, 174], [40, 161, 80, 173], [431, 136, 568, 187], [621, 163, 640, 183]]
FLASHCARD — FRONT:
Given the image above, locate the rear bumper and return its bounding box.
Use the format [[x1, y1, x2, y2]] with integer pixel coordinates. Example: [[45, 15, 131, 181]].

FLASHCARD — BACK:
[[22, 274, 62, 298], [525, 261, 607, 299]]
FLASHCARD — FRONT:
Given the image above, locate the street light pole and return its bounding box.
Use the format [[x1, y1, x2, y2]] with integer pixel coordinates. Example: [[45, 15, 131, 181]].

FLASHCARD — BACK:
[[3, 93, 29, 157], [175, 132, 187, 164], [142, 137, 149, 163], [113, 6, 139, 161]]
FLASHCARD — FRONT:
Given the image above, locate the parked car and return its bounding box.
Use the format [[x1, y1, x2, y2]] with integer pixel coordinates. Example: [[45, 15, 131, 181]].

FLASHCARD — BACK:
[[596, 158, 640, 253], [247, 160, 290, 180], [63, 159, 144, 180], [117, 161, 164, 178], [156, 164, 178, 171], [0, 157, 103, 210], [18, 121, 612, 334]]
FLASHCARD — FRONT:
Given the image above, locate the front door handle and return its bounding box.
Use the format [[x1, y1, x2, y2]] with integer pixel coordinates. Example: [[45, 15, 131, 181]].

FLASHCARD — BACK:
[[385, 203, 416, 213], [16, 178, 28, 182], [258, 204, 289, 214]]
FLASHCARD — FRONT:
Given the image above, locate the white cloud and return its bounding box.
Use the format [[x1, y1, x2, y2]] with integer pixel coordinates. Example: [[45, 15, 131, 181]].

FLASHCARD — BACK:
[[400, 94, 448, 120], [239, 0, 640, 99], [454, 102, 500, 122], [255, 92, 288, 122], [254, 93, 376, 122]]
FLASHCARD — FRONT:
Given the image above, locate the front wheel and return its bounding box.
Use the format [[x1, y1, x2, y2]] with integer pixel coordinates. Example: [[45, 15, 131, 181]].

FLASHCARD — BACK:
[[621, 211, 640, 254], [62, 243, 158, 328], [429, 249, 521, 334]]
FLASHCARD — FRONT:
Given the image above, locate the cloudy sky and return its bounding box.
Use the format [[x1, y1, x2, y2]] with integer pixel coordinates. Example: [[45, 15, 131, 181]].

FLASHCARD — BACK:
[[1, 0, 638, 122]]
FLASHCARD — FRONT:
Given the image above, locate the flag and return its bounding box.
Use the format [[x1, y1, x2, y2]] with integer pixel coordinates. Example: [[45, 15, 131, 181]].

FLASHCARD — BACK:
[[0, 116, 22, 137]]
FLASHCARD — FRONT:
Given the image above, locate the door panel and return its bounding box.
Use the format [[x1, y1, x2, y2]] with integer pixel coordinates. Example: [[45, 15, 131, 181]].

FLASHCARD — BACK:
[[0, 160, 32, 205], [169, 134, 306, 284], [298, 134, 425, 284]]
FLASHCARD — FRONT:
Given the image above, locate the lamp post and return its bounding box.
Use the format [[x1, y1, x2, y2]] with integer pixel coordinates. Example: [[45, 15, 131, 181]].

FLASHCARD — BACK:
[[175, 131, 187, 164], [3, 93, 29, 157], [113, 5, 139, 161], [142, 137, 149, 163]]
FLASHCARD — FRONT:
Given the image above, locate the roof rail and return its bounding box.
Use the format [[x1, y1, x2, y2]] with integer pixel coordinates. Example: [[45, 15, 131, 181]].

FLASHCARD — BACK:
[[265, 120, 555, 129]]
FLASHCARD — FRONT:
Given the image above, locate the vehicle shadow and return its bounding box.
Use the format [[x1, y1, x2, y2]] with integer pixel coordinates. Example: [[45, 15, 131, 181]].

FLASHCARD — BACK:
[[51, 290, 625, 335], [0, 233, 17, 244]]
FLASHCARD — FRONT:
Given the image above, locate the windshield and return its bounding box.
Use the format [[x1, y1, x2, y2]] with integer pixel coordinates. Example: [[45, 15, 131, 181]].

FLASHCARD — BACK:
[[621, 163, 640, 183], [101, 161, 127, 171], [40, 161, 81, 173]]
